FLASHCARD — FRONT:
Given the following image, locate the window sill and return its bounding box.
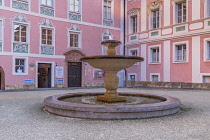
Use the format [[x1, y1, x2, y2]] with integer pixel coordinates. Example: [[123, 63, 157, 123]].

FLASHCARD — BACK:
[[173, 60, 188, 63], [149, 62, 161, 64]]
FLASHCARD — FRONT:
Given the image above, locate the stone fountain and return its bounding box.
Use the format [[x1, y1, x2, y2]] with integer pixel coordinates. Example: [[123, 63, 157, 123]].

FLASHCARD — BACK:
[[44, 40, 181, 119]]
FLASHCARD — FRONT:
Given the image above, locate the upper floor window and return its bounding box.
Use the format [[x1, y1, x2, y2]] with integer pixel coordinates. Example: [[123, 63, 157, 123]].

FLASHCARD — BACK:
[[69, 24, 81, 48], [148, 1, 162, 29], [103, 0, 113, 26], [206, 0, 210, 17], [69, 32, 79, 48], [104, 0, 112, 19], [176, 1, 186, 23], [40, 0, 54, 16], [40, 19, 55, 55], [70, 0, 80, 13], [128, 8, 140, 34], [41, 28, 53, 45], [131, 15, 137, 34], [0, 20, 2, 51], [175, 44, 186, 61], [41, 0, 53, 7], [152, 9, 160, 29], [14, 24, 27, 43], [151, 48, 159, 63]]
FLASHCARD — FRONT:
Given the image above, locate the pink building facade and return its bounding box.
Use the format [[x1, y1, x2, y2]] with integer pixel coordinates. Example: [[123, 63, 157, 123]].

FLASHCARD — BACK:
[[0, 0, 124, 90], [126, 0, 210, 87]]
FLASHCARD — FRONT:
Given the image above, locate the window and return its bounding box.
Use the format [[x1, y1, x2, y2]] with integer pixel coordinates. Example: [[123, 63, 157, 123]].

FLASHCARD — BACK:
[[15, 59, 25, 73], [151, 48, 159, 63], [41, 28, 53, 45], [128, 73, 137, 81], [69, 32, 79, 48], [14, 24, 27, 43], [41, 0, 53, 7], [130, 75, 136, 81], [203, 76, 210, 83], [152, 9, 159, 29], [104, 0, 112, 19], [176, 1, 186, 23], [0, 20, 2, 41], [207, 41, 210, 60], [151, 75, 159, 81], [207, 0, 210, 17], [130, 50, 137, 56], [175, 44, 186, 61], [130, 15, 137, 34], [103, 0, 113, 26], [69, 0, 80, 12]]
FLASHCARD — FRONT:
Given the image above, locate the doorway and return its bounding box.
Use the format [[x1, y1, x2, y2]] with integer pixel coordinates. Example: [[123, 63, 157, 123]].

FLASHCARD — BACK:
[[68, 62, 82, 87], [0, 66, 5, 90], [38, 63, 52, 88]]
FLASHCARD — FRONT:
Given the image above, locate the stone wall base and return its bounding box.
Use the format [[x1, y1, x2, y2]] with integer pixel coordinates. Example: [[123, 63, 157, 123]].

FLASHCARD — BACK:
[[126, 81, 210, 89], [5, 84, 36, 90], [84, 83, 104, 87]]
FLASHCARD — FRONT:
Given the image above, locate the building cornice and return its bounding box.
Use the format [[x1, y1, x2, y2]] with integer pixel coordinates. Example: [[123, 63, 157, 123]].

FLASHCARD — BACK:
[[125, 28, 210, 46]]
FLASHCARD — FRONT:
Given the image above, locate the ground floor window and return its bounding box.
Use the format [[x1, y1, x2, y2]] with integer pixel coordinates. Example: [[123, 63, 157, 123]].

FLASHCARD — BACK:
[[150, 73, 160, 81], [203, 76, 210, 83], [15, 59, 25, 73]]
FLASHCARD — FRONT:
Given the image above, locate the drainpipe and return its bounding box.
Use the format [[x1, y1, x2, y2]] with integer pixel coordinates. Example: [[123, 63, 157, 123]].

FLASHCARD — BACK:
[[123, 0, 127, 87]]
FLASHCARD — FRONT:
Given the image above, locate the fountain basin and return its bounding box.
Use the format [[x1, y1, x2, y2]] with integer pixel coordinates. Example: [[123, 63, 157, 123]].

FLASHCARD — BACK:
[[80, 55, 144, 71], [44, 92, 181, 119]]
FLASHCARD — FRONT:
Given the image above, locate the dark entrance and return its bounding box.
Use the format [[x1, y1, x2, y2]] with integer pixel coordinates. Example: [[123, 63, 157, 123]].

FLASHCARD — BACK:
[[38, 63, 52, 88], [0, 66, 5, 90], [68, 62, 82, 87], [0, 71, 1, 89]]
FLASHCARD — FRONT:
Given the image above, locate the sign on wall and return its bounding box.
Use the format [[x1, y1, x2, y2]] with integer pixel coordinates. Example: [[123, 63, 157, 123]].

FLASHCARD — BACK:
[[55, 66, 64, 78]]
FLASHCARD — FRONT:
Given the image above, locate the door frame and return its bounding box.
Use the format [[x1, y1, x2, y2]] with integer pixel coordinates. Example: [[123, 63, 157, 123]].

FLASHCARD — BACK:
[[0, 66, 5, 90], [64, 50, 85, 87], [36, 61, 54, 88], [68, 62, 82, 87]]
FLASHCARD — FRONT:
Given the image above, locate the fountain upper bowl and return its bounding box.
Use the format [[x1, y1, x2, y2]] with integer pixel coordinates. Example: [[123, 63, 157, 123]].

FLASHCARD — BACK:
[[80, 55, 144, 71]]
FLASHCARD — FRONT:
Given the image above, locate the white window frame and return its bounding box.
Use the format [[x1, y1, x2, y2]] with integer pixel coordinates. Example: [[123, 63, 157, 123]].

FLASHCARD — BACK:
[[173, 0, 188, 24], [148, 45, 161, 64], [150, 73, 160, 81], [102, 0, 114, 25], [103, 0, 112, 20], [13, 23, 28, 43], [128, 73, 137, 81], [130, 15, 138, 34], [0, 19, 3, 51], [69, 0, 81, 13], [204, 38, 210, 61], [173, 41, 189, 63], [13, 56, 28, 75], [41, 27, 54, 46], [149, 8, 160, 29], [205, 0, 210, 18], [12, 21, 30, 53], [69, 31, 81, 48], [41, 0, 54, 7]]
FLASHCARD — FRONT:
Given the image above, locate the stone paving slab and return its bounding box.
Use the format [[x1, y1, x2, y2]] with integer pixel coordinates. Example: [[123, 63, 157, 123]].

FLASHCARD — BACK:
[[0, 88, 210, 140]]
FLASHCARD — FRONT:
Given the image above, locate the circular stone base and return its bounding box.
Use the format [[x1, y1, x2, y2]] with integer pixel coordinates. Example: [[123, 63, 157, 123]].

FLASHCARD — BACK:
[[44, 93, 181, 119]]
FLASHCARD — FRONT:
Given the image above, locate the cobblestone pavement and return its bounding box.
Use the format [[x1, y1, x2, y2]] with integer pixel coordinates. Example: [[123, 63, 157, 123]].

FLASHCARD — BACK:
[[0, 88, 210, 140]]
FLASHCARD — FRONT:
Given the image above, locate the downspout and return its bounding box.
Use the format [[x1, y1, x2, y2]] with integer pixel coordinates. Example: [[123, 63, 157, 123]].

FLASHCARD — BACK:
[[123, 0, 127, 87]]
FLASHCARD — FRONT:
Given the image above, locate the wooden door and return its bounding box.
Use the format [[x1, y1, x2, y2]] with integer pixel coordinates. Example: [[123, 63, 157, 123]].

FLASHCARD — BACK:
[[68, 62, 81, 87]]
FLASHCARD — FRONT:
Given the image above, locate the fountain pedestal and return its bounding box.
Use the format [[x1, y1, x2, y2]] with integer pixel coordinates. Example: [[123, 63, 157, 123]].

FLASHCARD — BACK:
[[97, 71, 126, 102]]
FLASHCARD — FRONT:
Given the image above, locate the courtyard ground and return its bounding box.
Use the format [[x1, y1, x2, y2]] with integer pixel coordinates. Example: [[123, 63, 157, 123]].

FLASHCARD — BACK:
[[0, 87, 209, 140]]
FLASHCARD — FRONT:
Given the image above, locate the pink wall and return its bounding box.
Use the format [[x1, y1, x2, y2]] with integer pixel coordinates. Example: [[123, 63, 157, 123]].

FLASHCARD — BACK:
[[170, 38, 192, 82]]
